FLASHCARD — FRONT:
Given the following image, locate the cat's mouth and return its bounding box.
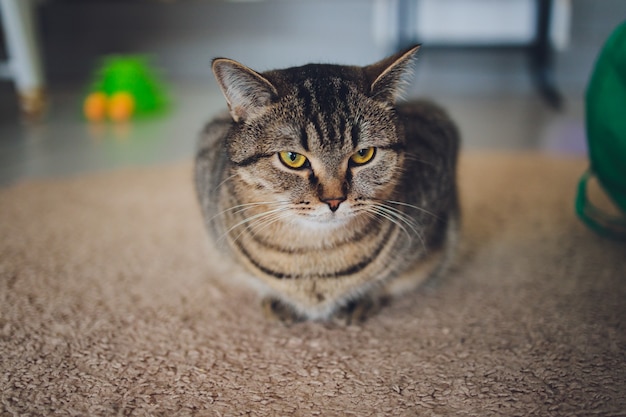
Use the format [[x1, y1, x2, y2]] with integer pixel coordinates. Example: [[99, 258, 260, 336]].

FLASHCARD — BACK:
[[294, 205, 355, 228]]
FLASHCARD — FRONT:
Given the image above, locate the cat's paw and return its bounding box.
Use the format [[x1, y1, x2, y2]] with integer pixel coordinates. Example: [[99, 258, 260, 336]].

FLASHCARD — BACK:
[[335, 294, 391, 325], [262, 297, 303, 324]]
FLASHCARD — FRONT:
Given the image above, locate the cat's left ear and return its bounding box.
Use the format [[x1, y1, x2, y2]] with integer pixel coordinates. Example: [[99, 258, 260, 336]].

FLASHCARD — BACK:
[[365, 45, 420, 104], [212, 58, 278, 123]]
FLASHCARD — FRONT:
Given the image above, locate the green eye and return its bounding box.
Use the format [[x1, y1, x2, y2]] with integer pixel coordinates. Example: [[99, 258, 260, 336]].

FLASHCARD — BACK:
[[278, 151, 308, 169], [350, 147, 376, 165]]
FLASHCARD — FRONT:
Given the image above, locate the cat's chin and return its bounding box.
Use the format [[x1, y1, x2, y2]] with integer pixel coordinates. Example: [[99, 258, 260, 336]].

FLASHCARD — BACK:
[[293, 210, 354, 230]]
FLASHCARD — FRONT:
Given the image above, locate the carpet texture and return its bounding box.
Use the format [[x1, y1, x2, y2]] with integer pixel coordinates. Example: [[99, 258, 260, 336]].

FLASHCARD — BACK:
[[1, 153, 625, 416]]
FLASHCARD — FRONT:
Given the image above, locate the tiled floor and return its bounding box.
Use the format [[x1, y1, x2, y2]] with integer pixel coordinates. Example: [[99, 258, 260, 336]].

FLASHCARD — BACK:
[[0, 81, 586, 187]]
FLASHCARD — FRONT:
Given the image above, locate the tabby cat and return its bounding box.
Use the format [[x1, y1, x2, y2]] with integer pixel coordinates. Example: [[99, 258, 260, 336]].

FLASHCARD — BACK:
[[195, 45, 460, 323]]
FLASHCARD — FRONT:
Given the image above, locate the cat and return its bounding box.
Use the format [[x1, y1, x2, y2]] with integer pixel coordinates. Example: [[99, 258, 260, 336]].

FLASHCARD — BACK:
[[195, 45, 460, 323]]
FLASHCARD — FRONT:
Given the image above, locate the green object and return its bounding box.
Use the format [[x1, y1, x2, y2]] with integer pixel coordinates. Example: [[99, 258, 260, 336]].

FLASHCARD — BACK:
[[86, 55, 170, 117], [576, 21, 626, 240], [576, 22, 626, 239]]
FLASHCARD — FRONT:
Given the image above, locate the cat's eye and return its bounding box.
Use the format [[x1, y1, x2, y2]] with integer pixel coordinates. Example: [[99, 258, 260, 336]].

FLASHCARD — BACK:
[[350, 147, 376, 166], [278, 151, 308, 169]]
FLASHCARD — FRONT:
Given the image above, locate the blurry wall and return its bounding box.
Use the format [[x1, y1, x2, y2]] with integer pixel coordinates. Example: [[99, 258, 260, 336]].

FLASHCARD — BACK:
[[38, 0, 387, 82], [32, 0, 626, 96]]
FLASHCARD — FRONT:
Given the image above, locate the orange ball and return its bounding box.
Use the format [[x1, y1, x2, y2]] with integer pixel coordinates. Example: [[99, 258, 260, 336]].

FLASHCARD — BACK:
[[83, 92, 108, 122], [107, 92, 135, 122]]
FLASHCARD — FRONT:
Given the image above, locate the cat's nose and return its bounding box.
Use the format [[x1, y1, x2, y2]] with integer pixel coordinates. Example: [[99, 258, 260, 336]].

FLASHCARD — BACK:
[[322, 197, 346, 212]]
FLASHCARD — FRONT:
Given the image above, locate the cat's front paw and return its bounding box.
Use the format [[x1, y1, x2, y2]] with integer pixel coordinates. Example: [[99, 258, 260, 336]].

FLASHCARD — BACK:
[[335, 294, 391, 325], [262, 297, 303, 324], [262, 294, 391, 325]]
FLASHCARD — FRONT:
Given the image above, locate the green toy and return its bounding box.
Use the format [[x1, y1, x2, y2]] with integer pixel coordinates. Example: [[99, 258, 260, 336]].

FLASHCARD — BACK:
[[83, 55, 169, 122], [576, 21, 626, 240]]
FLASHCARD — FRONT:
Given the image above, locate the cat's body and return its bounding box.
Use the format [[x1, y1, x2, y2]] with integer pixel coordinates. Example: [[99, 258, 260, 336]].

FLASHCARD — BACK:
[[195, 46, 460, 322]]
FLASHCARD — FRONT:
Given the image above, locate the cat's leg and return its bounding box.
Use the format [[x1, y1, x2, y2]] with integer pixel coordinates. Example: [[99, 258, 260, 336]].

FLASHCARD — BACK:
[[333, 253, 441, 325], [334, 292, 391, 325], [261, 296, 303, 324], [264, 292, 388, 325]]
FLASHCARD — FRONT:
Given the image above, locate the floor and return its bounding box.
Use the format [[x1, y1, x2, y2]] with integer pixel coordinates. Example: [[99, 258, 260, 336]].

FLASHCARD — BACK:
[[0, 79, 587, 188]]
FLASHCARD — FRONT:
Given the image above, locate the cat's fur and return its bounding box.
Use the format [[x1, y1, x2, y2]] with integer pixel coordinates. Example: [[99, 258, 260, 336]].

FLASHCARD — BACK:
[[195, 46, 460, 322]]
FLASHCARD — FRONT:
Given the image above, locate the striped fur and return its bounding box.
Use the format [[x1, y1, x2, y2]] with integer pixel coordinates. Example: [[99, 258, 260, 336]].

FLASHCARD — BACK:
[[195, 46, 460, 321]]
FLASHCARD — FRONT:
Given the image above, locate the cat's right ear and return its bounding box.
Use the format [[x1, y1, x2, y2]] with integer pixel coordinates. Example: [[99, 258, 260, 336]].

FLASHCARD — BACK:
[[212, 58, 278, 123], [365, 45, 420, 105]]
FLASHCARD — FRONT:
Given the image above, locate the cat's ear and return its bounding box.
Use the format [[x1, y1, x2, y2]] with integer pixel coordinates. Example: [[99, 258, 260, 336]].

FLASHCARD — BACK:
[[212, 58, 278, 123], [365, 45, 420, 104]]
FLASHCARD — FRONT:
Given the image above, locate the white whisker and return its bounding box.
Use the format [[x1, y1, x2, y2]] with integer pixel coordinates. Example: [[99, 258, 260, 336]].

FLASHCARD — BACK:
[[231, 201, 289, 216], [377, 204, 420, 228], [213, 173, 237, 193], [356, 200, 427, 249], [376, 204, 426, 249], [217, 205, 291, 243], [229, 210, 289, 244], [246, 211, 293, 239], [403, 153, 436, 167], [209, 201, 290, 224], [380, 199, 439, 220], [369, 205, 414, 243]]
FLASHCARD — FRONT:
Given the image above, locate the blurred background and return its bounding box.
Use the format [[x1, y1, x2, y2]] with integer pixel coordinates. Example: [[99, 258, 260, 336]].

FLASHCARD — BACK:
[[0, 0, 624, 186]]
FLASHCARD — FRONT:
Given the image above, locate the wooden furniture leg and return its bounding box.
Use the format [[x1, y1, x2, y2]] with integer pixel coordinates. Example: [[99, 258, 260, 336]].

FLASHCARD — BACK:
[[0, 0, 46, 120]]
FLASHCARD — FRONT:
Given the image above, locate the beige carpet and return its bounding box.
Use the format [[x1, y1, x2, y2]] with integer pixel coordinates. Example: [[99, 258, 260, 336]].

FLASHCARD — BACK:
[[1, 153, 625, 416]]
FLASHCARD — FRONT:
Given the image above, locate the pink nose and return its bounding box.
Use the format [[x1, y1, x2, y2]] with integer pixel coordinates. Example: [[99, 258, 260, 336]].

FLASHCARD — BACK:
[[322, 197, 346, 212]]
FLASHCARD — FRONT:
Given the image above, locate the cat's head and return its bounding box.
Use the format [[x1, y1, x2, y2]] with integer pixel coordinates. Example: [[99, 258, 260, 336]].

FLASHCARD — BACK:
[[212, 46, 419, 228]]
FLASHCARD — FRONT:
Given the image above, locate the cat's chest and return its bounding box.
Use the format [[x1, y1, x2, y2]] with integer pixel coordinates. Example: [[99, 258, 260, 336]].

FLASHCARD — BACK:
[[225, 214, 398, 280]]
